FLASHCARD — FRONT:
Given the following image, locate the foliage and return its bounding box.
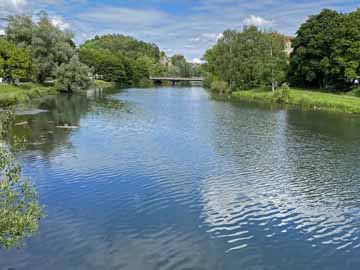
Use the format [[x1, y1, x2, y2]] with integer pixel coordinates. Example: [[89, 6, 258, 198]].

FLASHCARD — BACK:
[[79, 34, 165, 85], [0, 39, 32, 83], [0, 83, 55, 107], [211, 79, 230, 95], [5, 15, 33, 50], [31, 12, 75, 83], [204, 26, 288, 92], [232, 87, 360, 113], [5, 12, 81, 84], [288, 9, 345, 89], [0, 113, 43, 249], [272, 83, 290, 103], [55, 55, 91, 92], [289, 8, 360, 91], [81, 34, 161, 61], [351, 86, 360, 97]]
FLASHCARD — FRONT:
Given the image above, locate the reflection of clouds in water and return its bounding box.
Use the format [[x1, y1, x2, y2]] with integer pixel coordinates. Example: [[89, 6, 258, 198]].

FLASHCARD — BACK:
[[200, 108, 360, 253]]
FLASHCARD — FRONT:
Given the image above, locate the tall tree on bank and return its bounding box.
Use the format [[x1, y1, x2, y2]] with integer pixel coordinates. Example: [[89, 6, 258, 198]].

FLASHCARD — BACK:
[[55, 55, 91, 92], [288, 9, 345, 89], [5, 12, 78, 83], [31, 12, 75, 83], [204, 26, 288, 92]]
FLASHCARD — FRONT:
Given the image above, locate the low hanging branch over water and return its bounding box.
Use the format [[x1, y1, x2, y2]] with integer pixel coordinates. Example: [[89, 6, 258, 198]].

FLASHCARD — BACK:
[[0, 113, 43, 249]]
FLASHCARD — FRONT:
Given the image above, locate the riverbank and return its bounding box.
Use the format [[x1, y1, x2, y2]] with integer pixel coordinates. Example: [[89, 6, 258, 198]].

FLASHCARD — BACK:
[[94, 80, 116, 89], [0, 80, 115, 107], [0, 83, 56, 107], [231, 88, 360, 114]]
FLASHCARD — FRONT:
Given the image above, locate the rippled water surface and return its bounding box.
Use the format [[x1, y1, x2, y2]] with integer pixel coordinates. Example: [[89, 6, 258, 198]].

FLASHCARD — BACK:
[[2, 87, 360, 269]]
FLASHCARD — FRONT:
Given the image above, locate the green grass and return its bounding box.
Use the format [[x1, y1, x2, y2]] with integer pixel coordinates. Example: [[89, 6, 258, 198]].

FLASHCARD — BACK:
[[94, 80, 116, 88], [0, 82, 56, 107], [231, 87, 360, 114]]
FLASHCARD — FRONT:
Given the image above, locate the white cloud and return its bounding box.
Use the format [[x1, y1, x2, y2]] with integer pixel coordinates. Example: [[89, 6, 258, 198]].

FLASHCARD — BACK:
[[191, 58, 205, 64], [0, 29, 5, 35], [243, 15, 273, 28], [0, 0, 27, 13], [51, 16, 70, 30]]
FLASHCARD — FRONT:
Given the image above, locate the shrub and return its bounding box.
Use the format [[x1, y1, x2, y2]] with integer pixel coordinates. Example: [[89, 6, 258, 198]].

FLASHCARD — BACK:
[[211, 80, 230, 95], [351, 86, 360, 97], [272, 83, 290, 103]]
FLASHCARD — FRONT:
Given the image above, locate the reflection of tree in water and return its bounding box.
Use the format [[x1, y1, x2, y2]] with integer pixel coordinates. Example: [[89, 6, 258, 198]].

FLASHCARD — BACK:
[[284, 110, 360, 204], [0, 114, 43, 249], [11, 94, 90, 154], [11, 91, 131, 156]]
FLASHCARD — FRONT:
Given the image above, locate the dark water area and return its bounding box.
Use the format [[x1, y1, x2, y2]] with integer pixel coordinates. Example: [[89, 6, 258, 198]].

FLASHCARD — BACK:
[[1, 87, 360, 270]]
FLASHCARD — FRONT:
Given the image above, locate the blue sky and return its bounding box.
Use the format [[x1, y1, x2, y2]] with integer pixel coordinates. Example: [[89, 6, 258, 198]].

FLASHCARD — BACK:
[[0, 0, 359, 61]]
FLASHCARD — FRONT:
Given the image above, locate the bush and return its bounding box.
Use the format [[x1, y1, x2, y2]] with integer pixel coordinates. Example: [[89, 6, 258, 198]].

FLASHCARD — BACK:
[[272, 83, 290, 103], [351, 86, 360, 97], [211, 80, 230, 95]]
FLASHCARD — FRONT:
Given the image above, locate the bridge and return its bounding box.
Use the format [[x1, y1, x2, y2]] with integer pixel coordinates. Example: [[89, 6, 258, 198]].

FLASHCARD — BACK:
[[150, 77, 204, 85]]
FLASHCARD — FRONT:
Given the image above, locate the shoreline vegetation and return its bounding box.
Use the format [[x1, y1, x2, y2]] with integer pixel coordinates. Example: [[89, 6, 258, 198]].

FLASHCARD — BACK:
[[204, 8, 360, 115], [0, 80, 115, 107], [230, 87, 360, 114]]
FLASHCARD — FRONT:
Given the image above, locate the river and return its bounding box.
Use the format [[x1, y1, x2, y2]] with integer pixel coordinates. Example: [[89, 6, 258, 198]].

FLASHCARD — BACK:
[[1, 86, 360, 269]]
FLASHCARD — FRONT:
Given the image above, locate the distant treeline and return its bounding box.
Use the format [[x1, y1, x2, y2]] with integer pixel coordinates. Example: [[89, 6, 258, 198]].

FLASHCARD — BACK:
[[79, 35, 201, 87], [0, 12, 200, 91], [204, 8, 360, 94]]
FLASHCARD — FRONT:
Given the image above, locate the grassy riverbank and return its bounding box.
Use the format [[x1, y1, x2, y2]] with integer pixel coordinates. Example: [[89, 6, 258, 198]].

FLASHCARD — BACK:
[[0, 80, 115, 107], [0, 83, 56, 107], [231, 88, 360, 114], [94, 80, 116, 88]]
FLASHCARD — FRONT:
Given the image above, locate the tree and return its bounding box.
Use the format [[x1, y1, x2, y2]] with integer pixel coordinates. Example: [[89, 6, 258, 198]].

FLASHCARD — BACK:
[[332, 8, 360, 87], [264, 33, 289, 91], [288, 9, 345, 89], [32, 12, 75, 83], [79, 34, 168, 85], [0, 39, 32, 83], [204, 26, 288, 92], [79, 48, 127, 83], [55, 55, 91, 92], [5, 15, 33, 49]]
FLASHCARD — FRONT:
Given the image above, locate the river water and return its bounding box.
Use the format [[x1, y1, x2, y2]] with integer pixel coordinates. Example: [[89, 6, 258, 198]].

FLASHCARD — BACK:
[[1, 86, 360, 269]]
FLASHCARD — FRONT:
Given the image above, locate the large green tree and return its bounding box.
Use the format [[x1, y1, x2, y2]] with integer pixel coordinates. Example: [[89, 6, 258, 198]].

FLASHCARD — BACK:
[[204, 26, 288, 92], [31, 12, 75, 83], [6, 12, 77, 83], [0, 39, 32, 83], [288, 9, 346, 89], [79, 34, 166, 84], [55, 55, 91, 92]]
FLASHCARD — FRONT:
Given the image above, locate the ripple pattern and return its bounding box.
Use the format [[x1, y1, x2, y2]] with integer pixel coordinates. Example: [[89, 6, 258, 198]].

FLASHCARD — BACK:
[[1, 87, 360, 270]]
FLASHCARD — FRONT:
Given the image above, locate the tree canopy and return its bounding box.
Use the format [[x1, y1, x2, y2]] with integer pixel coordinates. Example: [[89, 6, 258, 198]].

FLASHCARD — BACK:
[[3, 12, 90, 91], [0, 39, 32, 83], [288, 8, 360, 91], [204, 26, 288, 92], [79, 34, 165, 85]]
